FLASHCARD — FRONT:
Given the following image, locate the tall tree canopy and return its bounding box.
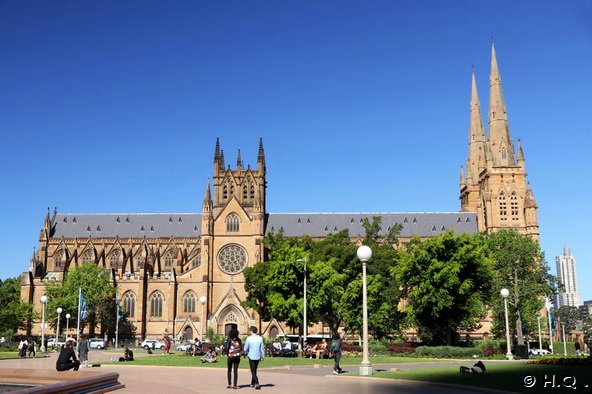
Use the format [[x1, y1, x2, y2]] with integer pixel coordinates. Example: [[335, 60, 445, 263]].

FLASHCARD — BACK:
[[485, 230, 557, 345], [0, 277, 35, 336], [394, 231, 493, 345], [45, 262, 117, 335]]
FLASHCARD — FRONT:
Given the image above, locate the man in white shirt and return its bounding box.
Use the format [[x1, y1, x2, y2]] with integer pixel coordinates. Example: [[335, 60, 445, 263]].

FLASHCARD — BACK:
[[243, 326, 265, 390]]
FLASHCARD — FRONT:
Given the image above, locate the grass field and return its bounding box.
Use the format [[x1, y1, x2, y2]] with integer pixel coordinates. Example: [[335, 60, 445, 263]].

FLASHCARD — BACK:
[[100, 353, 445, 369], [375, 363, 588, 393]]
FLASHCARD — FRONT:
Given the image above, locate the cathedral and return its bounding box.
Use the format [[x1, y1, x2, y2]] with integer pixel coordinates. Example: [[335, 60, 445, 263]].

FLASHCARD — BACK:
[[21, 45, 538, 341]]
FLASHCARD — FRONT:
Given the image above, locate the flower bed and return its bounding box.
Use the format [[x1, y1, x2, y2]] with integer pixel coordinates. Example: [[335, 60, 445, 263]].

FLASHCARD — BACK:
[[527, 357, 592, 365]]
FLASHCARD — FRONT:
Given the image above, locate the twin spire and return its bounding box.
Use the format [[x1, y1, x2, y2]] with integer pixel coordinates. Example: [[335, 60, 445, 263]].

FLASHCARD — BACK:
[[465, 44, 519, 185]]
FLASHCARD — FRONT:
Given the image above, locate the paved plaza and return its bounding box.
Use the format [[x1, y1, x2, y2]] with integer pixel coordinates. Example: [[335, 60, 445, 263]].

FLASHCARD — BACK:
[[0, 351, 514, 393]]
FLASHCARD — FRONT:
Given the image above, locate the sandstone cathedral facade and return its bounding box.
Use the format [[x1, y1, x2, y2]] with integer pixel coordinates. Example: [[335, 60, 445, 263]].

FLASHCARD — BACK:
[[21, 45, 538, 341]]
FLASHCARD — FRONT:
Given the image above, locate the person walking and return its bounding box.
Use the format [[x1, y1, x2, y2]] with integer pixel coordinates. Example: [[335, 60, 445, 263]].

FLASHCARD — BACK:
[[225, 329, 242, 389], [77, 334, 90, 367], [243, 326, 265, 390], [330, 333, 343, 374], [27, 337, 36, 358], [18, 336, 28, 358]]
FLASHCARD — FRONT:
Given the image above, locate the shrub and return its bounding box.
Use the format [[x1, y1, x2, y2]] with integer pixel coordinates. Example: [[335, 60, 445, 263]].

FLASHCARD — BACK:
[[341, 342, 361, 353], [368, 341, 386, 355], [415, 346, 482, 358], [387, 342, 417, 354]]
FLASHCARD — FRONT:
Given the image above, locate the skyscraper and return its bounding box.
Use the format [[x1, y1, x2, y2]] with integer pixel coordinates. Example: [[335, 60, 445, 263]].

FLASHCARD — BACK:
[[555, 246, 580, 307]]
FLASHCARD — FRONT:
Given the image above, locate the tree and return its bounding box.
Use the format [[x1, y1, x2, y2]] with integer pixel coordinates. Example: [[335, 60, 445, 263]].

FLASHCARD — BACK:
[[45, 262, 117, 336], [0, 277, 35, 337], [394, 231, 493, 345], [338, 217, 406, 338], [485, 230, 557, 347], [555, 306, 581, 333]]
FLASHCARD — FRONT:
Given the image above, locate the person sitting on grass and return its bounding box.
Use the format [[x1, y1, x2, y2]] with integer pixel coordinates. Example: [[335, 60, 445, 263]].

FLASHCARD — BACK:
[[460, 360, 486, 374], [200, 348, 217, 363], [119, 347, 134, 362]]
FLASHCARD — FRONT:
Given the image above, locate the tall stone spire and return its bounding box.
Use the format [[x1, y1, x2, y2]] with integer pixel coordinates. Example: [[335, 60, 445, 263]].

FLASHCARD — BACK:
[[467, 70, 486, 185], [488, 44, 516, 166], [257, 138, 266, 175], [236, 149, 242, 171]]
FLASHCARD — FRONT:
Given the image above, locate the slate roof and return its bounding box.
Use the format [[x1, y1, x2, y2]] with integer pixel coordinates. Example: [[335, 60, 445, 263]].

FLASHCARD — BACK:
[[265, 212, 477, 237], [51, 212, 477, 239]]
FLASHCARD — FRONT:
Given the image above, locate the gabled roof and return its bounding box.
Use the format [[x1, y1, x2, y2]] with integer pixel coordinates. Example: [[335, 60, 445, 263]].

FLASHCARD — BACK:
[[52, 214, 201, 238], [265, 212, 477, 238], [50, 212, 477, 239]]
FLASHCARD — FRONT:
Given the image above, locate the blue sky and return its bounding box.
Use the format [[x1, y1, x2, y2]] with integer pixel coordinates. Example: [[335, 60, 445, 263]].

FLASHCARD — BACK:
[[1, 1, 591, 302]]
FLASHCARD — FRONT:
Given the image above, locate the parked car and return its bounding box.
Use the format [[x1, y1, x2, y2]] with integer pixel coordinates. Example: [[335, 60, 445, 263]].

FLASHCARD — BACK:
[[530, 348, 550, 356], [47, 337, 66, 348], [176, 342, 193, 351], [141, 339, 165, 350], [0, 337, 5, 343], [89, 338, 106, 349]]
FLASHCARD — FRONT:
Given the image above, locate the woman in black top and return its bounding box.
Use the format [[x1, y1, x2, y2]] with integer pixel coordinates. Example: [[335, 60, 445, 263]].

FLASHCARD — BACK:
[[56, 340, 80, 371], [225, 329, 242, 389]]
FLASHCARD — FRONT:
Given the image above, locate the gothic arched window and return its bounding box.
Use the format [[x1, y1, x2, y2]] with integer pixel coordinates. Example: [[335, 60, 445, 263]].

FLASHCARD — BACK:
[[499, 191, 507, 221], [501, 147, 507, 160], [250, 185, 255, 199], [81, 249, 94, 263], [183, 292, 196, 313], [243, 185, 248, 199], [122, 291, 135, 318], [226, 213, 240, 233], [223, 185, 228, 199], [150, 292, 163, 318], [510, 191, 519, 220], [54, 249, 65, 269], [192, 255, 201, 268], [109, 250, 120, 268], [165, 250, 175, 268]]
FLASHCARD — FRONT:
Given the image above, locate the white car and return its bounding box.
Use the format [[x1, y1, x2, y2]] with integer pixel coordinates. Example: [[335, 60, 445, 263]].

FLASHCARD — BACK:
[[531, 348, 550, 356], [89, 338, 106, 349], [47, 338, 66, 348], [141, 339, 165, 350], [176, 342, 193, 351]]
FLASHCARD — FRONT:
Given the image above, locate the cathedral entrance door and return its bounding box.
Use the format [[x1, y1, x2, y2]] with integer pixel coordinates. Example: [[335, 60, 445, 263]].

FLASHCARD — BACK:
[[225, 323, 237, 337], [184, 326, 194, 341]]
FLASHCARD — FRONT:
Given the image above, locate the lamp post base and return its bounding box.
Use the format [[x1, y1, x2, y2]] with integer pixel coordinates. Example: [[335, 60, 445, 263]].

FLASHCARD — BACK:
[[40, 346, 46, 353], [505, 352, 514, 360], [359, 363, 373, 376]]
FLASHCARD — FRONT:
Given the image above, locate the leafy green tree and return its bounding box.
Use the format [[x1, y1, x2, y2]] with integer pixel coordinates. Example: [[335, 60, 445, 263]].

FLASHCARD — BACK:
[[394, 231, 493, 345], [555, 306, 581, 333], [0, 277, 35, 336], [45, 263, 117, 336], [338, 218, 406, 338], [485, 230, 557, 347]]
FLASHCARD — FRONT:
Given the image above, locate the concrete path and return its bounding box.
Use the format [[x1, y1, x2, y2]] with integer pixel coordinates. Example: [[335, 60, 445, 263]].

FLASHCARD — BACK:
[[0, 351, 515, 393]]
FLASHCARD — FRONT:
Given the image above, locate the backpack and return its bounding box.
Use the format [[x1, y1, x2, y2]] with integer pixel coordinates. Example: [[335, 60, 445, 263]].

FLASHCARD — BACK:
[[228, 339, 242, 358]]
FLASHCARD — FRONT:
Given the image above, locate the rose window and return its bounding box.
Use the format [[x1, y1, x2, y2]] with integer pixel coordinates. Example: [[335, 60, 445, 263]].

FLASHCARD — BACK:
[[218, 244, 247, 274]]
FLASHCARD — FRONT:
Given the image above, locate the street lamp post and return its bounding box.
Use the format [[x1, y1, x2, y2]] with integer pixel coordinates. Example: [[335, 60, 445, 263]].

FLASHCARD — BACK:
[[297, 258, 307, 355], [40, 295, 48, 352], [546, 297, 554, 354], [115, 296, 120, 350], [56, 307, 63, 343], [562, 324, 567, 357], [357, 245, 373, 376], [501, 288, 513, 360], [537, 316, 542, 353], [66, 313, 71, 335], [199, 296, 207, 341]]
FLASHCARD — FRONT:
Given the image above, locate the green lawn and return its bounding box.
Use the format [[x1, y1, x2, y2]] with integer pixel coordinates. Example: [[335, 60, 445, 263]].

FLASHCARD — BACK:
[[375, 363, 588, 394], [100, 353, 443, 369]]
